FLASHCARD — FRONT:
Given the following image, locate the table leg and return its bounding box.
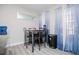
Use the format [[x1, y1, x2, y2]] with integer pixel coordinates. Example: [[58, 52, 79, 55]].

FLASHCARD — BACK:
[[32, 31, 34, 52], [39, 37, 40, 51]]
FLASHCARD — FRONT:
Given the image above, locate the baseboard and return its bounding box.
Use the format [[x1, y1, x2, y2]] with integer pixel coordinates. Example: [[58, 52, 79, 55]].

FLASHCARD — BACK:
[[6, 41, 24, 48]]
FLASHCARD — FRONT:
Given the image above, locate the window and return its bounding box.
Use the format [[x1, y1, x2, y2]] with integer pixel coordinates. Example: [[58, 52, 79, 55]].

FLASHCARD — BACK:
[[63, 7, 74, 35], [17, 12, 33, 20]]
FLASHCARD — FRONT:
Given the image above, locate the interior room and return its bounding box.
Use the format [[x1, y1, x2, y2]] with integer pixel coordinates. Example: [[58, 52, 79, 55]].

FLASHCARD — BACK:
[[0, 4, 79, 55]]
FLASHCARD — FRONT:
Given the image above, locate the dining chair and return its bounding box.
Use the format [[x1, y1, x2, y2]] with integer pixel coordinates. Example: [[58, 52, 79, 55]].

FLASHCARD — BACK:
[[40, 30, 46, 47], [33, 30, 41, 51], [23, 28, 30, 48], [34, 30, 46, 50]]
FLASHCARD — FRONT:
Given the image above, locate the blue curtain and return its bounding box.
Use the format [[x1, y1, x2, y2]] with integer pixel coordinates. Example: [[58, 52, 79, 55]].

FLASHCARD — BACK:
[[55, 7, 63, 50], [64, 5, 74, 52], [44, 11, 49, 31], [72, 5, 79, 54], [64, 5, 79, 54], [55, 5, 79, 54]]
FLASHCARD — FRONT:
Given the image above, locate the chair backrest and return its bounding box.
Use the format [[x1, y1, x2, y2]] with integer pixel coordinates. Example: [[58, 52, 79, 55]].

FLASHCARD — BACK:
[[26, 30, 30, 36], [23, 28, 29, 37], [23, 28, 30, 42]]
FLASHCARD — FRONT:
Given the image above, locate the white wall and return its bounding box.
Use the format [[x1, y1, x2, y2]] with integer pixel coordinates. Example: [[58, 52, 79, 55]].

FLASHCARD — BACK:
[[0, 5, 39, 47], [49, 8, 56, 34]]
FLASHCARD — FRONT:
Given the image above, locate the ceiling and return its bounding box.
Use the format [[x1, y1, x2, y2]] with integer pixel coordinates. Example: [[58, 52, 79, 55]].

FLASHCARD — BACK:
[[16, 4, 55, 14]]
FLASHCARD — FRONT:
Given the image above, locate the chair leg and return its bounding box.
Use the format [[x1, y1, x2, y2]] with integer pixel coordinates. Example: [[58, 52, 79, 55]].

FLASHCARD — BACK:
[[26, 42, 28, 48], [24, 39, 26, 46], [24, 37, 27, 46], [38, 38, 40, 51], [43, 37, 46, 47], [32, 43, 34, 52], [24, 36, 28, 48], [24, 42, 26, 46]]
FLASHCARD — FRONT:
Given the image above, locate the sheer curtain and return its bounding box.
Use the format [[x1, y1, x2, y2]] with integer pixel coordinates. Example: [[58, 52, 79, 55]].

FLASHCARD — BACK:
[[63, 5, 74, 52], [55, 5, 79, 54], [63, 5, 79, 54], [72, 5, 79, 54], [55, 7, 63, 50]]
